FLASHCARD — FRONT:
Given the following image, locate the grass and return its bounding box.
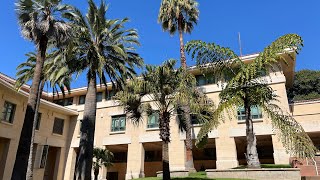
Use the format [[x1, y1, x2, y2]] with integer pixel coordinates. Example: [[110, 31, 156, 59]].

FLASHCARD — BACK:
[[133, 171, 250, 180], [232, 164, 292, 169]]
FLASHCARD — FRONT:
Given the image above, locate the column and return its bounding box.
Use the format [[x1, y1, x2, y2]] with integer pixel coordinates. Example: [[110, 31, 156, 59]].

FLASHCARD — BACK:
[[2, 139, 19, 180], [125, 143, 145, 179], [272, 134, 290, 164], [63, 148, 77, 180], [215, 136, 239, 169]]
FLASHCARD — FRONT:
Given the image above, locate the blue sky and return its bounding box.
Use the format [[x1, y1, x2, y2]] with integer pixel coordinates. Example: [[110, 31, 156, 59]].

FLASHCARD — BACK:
[[0, 0, 319, 88]]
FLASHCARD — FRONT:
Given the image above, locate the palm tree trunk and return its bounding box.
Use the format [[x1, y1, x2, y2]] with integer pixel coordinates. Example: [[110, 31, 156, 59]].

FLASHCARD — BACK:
[[76, 72, 97, 180], [178, 14, 195, 172], [26, 80, 45, 180], [162, 141, 170, 180], [244, 96, 260, 168], [94, 168, 99, 180], [12, 35, 48, 180], [178, 15, 187, 68], [159, 111, 171, 180]]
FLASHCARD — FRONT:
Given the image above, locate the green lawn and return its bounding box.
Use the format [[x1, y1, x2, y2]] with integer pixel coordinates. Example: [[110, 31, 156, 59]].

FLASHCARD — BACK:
[[133, 171, 250, 180]]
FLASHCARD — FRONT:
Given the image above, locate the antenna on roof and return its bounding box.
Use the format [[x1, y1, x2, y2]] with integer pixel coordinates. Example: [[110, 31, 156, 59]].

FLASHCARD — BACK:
[[238, 32, 243, 57]]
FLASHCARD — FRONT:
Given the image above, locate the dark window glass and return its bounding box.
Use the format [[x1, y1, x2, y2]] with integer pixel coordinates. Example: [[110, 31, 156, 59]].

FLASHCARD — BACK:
[[35, 112, 42, 130], [147, 111, 159, 128], [237, 106, 263, 120], [111, 115, 126, 132], [64, 97, 73, 106], [195, 74, 215, 86], [145, 151, 162, 162], [112, 152, 127, 163], [1, 101, 16, 123], [106, 90, 115, 100], [40, 145, 49, 168], [53, 118, 64, 135], [79, 95, 86, 105], [96, 92, 103, 102]]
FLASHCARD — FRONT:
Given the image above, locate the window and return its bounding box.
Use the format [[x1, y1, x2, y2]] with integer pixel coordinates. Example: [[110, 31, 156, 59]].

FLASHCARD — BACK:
[[53, 98, 73, 106], [1, 101, 16, 123], [195, 74, 215, 86], [111, 115, 126, 132], [35, 113, 42, 130], [79, 95, 86, 105], [53, 118, 64, 135], [112, 152, 127, 163], [147, 111, 159, 128], [64, 97, 73, 106], [237, 106, 263, 120], [145, 151, 161, 162], [96, 92, 103, 102], [40, 145, 49, 168], [106, 90, 115, 100]]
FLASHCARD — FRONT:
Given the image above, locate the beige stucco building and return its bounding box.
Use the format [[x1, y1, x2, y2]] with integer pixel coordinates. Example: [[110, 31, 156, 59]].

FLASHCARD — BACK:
[[0, 53, 319, 180]]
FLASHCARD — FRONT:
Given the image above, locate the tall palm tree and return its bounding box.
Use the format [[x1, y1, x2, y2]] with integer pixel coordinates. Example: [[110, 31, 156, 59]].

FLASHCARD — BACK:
[[115, 60, 215, 179], [13, 0, 72, 178], [15, 50, 72, 180], [158, 0, 199, 171], [93, 147, 113, 180], [63, 1, 143, 179], [186, 34, 317, 168]]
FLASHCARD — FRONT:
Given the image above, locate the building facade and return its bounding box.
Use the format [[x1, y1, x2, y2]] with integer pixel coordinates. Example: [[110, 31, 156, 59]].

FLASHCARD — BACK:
[[0, 53, 319, 180]]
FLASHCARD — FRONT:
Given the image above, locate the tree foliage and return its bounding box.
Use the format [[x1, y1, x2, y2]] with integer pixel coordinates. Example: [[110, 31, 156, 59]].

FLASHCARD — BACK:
[[287, 70, 320, 102], [158, 0, 199, 35], [15, 50, 71, 95], [115, 60, 216, 178], [186, 34, 317, 159]]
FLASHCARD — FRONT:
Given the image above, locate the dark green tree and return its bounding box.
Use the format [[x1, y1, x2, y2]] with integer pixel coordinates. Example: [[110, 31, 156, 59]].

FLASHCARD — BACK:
[[287, 70, 320, 102]]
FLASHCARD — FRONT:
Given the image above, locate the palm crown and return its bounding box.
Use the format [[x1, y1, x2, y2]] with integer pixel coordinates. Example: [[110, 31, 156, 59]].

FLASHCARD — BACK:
[[16, 0, 72, 46], [64, 0, 143, 87], [158, 0, 199, 35]]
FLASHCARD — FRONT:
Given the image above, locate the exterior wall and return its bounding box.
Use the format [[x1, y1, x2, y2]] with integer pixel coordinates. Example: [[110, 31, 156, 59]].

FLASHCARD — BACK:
[[2, 53, 320, 179], [0, 81, 78, 180], [64, 70, 301, 179]]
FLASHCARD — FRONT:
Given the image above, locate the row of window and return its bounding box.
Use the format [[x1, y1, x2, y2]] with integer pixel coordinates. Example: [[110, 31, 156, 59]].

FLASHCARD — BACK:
[[195, 70, 267, 86], [54, 90, 116, 106], [109, 106, 263, 132], [1, 101, 65, 135]]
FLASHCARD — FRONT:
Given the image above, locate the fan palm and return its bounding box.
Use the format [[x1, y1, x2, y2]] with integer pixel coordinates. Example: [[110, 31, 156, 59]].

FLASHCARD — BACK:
[[93, 148, 113, 180], [13, 0, 72, 178], [15, 50, 72, 180], [158, 0, 199, 171], [115, 60, 215, 179], [63, 1, 143, 179], [185, 34, 317, 168]]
